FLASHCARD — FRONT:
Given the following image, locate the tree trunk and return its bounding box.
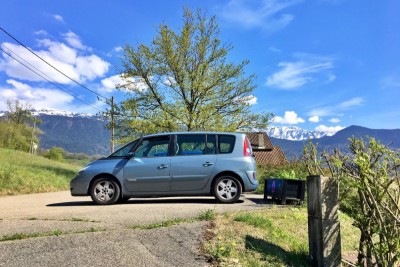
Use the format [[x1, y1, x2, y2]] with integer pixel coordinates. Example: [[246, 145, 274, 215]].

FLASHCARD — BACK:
[[358, 232, 366, 267]]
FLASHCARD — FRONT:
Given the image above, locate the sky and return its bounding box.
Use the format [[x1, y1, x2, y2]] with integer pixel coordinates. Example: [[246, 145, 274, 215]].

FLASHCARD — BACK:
[[1, 0, 399, 133]]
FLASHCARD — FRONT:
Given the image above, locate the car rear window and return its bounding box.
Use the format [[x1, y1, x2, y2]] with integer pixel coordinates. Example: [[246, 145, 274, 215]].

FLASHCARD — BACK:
[[218, 135, 235, 154]]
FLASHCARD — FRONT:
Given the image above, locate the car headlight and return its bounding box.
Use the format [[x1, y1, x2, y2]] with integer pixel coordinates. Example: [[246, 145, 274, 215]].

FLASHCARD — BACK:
[[77, 165, 90, 175]]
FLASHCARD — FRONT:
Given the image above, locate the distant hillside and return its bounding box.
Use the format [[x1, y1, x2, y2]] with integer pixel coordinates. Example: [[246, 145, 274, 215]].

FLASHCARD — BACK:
[[271, 125, 400, 158], [28, 110, 400, 157], [38, 115, 110, 155]]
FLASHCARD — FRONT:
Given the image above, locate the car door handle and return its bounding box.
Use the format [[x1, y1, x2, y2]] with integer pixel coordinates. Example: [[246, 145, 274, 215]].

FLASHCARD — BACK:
[[158, 164, 169, 169], [203, 162, 214, 167]]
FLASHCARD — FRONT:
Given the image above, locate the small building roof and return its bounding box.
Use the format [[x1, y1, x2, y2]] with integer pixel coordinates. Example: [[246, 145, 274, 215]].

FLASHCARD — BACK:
[[246, 132, 274, 151], [253, 146, 288, 166]]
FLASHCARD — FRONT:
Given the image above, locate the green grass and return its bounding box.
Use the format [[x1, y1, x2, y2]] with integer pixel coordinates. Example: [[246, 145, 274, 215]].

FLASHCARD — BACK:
[[131, 209, 215, 230], [0, 227, 103, 242], [0, 148, 82, 196], [205, 207, 359, 266]]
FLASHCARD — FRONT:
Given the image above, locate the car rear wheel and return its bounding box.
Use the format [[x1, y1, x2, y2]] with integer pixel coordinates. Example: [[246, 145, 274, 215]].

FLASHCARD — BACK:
[[90, 177, 120, 205], [213, 176, 242, 203]]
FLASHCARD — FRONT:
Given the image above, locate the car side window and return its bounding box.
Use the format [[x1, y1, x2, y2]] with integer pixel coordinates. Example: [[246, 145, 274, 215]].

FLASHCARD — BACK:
[[109, 140, 138, 157], [134, 136, 170, 158], [218, 135, 235, 154], [176, 134, 216, 156], [204, 135, 216, 154]]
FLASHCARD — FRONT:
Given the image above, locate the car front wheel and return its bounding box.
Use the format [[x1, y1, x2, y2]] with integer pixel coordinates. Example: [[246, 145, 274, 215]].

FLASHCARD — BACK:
[[90, 177, 120, 205], [213, 176, 242, 203]]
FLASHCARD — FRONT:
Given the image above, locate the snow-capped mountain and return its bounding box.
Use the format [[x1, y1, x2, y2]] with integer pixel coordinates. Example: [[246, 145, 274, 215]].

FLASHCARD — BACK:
[[29, 107, 96, 118], [265, 126, 333, 141]]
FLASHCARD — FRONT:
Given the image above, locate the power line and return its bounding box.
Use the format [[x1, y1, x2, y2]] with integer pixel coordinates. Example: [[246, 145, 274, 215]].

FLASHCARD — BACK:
[[0, 44, 103, 112], [1, 43, 84, 102], [0, 27, 118, 153], [0, 26, 107, 100]]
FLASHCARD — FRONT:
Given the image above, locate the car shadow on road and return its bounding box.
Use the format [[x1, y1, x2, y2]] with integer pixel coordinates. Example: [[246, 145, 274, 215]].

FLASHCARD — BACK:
[[47, 198, 245, 207]]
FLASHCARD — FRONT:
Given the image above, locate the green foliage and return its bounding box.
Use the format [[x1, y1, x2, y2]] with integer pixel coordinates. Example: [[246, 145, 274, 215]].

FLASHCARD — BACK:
[[197, 209, 215, 221], [0, 100, 42, 152], [0, 121, 32, 151], [303, 137, 400, 267], [114, 7, 273, 139], [45, 147, 64, 161], [0, 148, 80, 196], [5, 99, 36, 125]]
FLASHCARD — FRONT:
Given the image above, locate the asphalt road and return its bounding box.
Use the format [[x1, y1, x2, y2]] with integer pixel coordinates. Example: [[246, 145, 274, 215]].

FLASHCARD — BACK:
[[0, 191, 265, 267]]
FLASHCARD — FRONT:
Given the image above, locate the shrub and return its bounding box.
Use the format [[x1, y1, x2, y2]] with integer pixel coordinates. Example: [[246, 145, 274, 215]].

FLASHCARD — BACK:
[[45, 147, 64, 161]]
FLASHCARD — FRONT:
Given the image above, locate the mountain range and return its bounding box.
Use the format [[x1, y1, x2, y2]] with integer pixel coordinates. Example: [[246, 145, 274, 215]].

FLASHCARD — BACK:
[[271, 125, 400, 159], [265, 126, 332, 140], [3, 108, 399, 157]]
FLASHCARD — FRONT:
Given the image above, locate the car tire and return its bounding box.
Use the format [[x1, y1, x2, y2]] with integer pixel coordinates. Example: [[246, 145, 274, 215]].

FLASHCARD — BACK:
[[117, 196, 130, 203], [213, 176, 242, 203], [90, 177, 120, 205]]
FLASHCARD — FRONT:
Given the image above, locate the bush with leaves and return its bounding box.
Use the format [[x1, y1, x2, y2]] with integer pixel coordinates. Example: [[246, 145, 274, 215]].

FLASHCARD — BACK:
[[303, 138, 400, 267], [45, 147, 64, 162]]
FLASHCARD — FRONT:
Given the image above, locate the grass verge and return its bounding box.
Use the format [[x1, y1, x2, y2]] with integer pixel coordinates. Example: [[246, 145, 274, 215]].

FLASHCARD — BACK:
[[0, 227, 103, 242], [0, 148, 81, 196], [130, 209, 215, 230], [204, 207, 359, 266]]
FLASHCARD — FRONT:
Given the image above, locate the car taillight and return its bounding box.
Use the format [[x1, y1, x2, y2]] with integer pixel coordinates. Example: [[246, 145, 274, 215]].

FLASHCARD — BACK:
[[243, 137, 251, 157]]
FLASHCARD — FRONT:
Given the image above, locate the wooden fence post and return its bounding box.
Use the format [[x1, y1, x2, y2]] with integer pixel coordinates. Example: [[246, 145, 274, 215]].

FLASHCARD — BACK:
[[307, 175, 342, 267]]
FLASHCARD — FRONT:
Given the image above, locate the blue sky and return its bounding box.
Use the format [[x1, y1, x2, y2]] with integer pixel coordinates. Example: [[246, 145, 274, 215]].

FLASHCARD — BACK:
[[1, 0, 399, 133]]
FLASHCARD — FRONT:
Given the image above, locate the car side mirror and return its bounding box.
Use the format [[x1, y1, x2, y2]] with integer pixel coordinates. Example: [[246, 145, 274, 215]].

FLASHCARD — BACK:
[[125, 152, 135, 159]]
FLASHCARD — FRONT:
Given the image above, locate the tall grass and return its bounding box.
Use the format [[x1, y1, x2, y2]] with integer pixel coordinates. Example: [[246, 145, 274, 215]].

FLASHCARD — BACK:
[[205, 207, 359, 266], [0, 148, 81, 196]]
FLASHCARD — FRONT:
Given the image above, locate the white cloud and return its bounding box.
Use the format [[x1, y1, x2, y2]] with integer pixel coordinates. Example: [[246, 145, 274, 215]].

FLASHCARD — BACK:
[[0, 34, 110, 84], [53, 14, 64, 22], [273, 111, 305, 124], [234, 95, 258, 106], [309, 116, 319, 123], [34, 30, 48, 36], [329, 118, 340, 123], [219, 0, 301, 32], [38, 39, 77, 64], [337, 97, 364, 109], [244, 95, 258, 105], [101, 74, 148, 93], [266, 54, 335, 89], [76, 55, 109, 81], [268, 46, 282, 53], [62, 31, 89, 51], [0, 79, 74, 110], [0, 79, 106, 114], [309, 97, 364, 118], [101, 75, 124, 92], [315, 125, 344, 134], [114, 46, 123, 52], [382, 75, 400, 88]]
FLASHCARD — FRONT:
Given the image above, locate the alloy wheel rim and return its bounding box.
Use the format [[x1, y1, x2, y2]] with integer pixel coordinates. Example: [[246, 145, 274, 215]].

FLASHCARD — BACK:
[[94, 181, 115, 202], [217, 179, 238, 200]]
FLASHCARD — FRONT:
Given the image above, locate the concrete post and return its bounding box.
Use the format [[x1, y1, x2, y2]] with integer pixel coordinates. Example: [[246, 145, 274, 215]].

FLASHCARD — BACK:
[[307, 175, 342, 267]]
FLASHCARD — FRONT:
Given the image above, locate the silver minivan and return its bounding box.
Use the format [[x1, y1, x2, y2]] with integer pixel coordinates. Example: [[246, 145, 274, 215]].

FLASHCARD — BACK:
[[70, 132, 258, 204]]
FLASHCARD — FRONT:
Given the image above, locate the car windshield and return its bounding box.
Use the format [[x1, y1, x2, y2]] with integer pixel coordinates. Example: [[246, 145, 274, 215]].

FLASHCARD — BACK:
[[109, 139, 139, 157]]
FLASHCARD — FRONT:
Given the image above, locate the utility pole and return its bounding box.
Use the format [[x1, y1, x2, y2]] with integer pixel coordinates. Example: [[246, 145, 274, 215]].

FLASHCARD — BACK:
[[29, 116, 36, 154], [110, 96, 115, 154]]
